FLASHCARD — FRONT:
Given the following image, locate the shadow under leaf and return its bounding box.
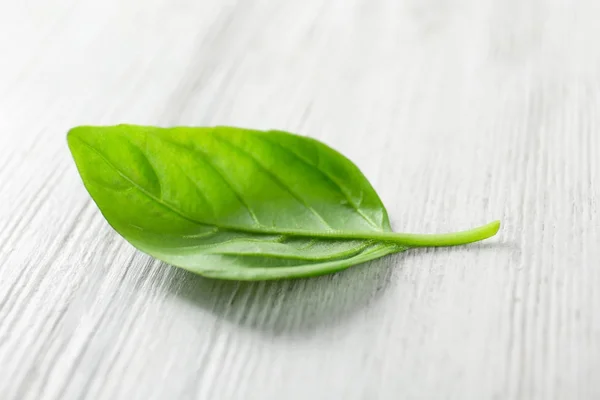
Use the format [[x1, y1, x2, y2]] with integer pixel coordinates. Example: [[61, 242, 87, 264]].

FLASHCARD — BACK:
[[161, 241, 513, 337], [163, 252, 402, 337]]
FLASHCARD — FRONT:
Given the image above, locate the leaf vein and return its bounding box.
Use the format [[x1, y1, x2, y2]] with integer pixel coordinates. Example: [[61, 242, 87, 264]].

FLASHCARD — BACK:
[[211, 132, 335, 231], [173, 237, 372, 261], [258, 133, 381, 230], [155, 135, 263, 228]]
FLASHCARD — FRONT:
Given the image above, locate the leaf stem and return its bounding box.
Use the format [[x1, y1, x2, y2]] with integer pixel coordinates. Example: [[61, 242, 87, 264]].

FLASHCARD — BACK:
[[305, 220, 501, 247], [374, 220, 501, 247]]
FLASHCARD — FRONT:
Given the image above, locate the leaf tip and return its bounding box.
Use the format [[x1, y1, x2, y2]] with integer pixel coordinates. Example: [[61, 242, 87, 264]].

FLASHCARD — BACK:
[[66, 125, 88, 148]]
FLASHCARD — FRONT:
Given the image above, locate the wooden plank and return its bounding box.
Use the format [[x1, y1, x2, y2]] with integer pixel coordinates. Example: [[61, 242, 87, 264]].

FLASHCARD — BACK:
[[1, 0, 599, 398]]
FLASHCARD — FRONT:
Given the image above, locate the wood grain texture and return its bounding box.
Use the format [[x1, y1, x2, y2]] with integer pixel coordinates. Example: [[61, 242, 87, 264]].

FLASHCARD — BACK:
[[1, 0, 599, 399]]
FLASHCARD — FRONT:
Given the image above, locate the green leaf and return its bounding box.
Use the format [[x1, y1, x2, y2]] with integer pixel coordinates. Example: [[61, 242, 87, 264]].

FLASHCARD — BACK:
[[67, 125, 500, 280]]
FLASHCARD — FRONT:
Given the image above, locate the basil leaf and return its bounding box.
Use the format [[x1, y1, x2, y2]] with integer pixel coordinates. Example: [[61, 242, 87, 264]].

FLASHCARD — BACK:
[[67, 125, 500, 280]]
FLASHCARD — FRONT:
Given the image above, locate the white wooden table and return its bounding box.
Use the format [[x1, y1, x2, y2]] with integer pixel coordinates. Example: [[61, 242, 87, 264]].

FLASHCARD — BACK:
[[1, 1, 599, 399]]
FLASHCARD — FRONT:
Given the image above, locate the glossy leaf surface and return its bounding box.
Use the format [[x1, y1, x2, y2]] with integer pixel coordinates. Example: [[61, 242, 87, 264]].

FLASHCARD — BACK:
[[68, 125, 499, 280]]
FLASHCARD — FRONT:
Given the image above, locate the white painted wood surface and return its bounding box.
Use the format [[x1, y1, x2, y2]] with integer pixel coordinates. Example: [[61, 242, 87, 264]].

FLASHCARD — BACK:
[[1, 0, 599, 398]]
